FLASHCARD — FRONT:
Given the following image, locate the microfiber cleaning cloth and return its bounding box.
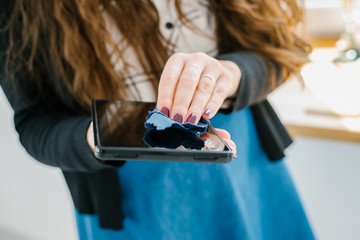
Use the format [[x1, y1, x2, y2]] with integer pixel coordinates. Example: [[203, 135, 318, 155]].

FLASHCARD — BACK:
[[144, 108, 210, 150]]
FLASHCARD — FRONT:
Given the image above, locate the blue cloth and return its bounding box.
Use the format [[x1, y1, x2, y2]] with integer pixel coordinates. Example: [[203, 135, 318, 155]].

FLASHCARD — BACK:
[[144, 109, 209, 150], [75, 108, 314, 240]]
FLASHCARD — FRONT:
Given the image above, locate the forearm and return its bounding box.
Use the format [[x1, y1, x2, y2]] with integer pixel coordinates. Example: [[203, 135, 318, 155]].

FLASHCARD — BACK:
[[13, 110, 111, 172], [0, 74, 111, 173]]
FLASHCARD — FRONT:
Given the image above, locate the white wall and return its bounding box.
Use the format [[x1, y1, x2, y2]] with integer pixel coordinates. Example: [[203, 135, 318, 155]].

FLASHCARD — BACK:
[[0, 91, 78, 240], [304, 0, 344, 37], [286, 138, 360, 240]]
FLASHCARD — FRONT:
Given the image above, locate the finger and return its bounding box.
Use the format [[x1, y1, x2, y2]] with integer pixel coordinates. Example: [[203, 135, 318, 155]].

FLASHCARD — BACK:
[[225, 139, 237, 157], [170, 62, 204, 123], [216, 129, 236, 156], [185, 71, 220, 124], [215, 128, 231, 139], [199, 133, 208, 141], [157, 53, 186, 117], [202, 75, 229, 119]]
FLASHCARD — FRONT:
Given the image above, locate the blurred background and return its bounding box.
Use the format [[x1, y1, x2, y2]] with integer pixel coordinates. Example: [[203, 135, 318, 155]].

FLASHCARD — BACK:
[[1, 0, 360, 239]]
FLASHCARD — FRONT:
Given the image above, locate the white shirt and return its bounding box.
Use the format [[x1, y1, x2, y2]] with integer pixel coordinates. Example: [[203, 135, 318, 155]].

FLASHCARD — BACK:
[[105, 0, 218, 101]]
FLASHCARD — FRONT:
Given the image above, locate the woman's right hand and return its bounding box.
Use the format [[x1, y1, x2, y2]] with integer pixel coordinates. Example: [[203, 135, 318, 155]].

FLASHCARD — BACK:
[[156, 52, 241, 124]]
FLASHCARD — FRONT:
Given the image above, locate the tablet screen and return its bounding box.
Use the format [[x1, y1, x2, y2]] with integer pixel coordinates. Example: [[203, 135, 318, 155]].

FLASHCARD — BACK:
[[93, 100, 229, 152]]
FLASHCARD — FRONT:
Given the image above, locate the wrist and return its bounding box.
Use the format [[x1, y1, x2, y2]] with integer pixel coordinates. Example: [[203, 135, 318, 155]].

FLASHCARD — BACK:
[[219, 60, 241, 98]]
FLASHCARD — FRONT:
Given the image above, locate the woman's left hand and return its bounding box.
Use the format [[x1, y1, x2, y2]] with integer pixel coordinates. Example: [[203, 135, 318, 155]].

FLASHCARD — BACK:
[[157, 52, 241, 124]]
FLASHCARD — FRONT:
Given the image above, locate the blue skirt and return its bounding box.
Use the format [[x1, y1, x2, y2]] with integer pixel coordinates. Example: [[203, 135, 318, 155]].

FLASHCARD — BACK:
[[76, 108, 314, 240]]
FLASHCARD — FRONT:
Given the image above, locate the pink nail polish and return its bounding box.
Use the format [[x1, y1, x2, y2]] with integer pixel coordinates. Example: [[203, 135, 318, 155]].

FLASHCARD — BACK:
[[161, 107, 169, 117], [204, 108, 211, 116], [186, 113, 197, 124], [174, 113, 183, 123]]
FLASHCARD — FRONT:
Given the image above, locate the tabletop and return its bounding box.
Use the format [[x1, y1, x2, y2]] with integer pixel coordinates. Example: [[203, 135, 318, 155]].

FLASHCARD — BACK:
[[268, 48, 360, 143]]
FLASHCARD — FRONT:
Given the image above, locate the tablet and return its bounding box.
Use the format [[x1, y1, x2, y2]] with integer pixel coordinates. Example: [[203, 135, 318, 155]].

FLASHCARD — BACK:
[[91, 100, 233, 163]]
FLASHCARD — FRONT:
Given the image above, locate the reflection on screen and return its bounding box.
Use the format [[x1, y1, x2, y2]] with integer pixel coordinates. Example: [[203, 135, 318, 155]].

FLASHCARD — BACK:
[[200, 130, 227, 151], [96, 100, 153, 147], [173, 128, 226, 151]]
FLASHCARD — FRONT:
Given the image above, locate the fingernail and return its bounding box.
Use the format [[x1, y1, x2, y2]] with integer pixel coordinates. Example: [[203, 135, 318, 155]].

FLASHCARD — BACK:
[[204, 108, 211, 116], [186, 113, 197, 124], [160, 107, 169, 117], [174, 113, 183, 123]]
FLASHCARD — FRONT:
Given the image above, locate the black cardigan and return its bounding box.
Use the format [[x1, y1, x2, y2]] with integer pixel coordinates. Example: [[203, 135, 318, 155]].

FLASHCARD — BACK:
[[0, 1, 291, 230]]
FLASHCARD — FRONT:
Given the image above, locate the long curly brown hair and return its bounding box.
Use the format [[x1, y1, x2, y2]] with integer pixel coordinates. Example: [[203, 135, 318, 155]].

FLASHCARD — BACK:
[[3, 0, 311, 109]]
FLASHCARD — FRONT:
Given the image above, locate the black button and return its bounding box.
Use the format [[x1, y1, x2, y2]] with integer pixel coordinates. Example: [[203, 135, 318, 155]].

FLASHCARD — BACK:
[[165, 22, 174, 29]]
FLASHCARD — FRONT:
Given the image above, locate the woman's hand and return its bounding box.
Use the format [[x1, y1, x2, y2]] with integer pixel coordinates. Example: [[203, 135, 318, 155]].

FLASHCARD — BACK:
[[87, 121, 95, 153], [157, 52, 241, 124]]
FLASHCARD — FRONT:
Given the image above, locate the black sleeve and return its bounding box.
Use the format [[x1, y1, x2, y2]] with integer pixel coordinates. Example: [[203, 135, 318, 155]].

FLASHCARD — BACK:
[[0, 78, 114, 173], [0, 3, 114, 173]]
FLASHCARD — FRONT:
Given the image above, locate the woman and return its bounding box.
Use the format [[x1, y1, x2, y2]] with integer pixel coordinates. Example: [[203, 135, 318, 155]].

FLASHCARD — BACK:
[[0, 0, 313, 239]]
